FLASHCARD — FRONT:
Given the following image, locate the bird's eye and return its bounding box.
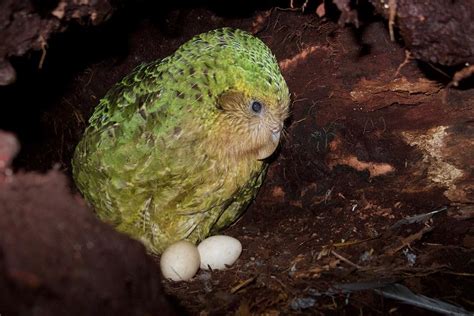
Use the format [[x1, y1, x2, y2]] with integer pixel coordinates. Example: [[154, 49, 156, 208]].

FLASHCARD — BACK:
[[251, 101, 262, 114]]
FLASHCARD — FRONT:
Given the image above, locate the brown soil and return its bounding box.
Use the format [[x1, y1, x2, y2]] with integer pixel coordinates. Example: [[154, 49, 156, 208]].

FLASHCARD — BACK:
[[0, 171, 176, 316], [0, 2, 473, 315]]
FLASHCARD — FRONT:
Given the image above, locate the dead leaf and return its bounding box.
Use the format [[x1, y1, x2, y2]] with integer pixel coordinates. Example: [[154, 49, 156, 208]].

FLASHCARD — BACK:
[[271, 186, 285, 199], [385, 226, 433, 256], [316, 3, 326, 17], [52, 1, 67, 19]]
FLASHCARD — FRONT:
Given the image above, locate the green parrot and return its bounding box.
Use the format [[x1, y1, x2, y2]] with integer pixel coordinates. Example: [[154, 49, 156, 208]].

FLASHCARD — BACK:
[[72, 28, 290, 254]]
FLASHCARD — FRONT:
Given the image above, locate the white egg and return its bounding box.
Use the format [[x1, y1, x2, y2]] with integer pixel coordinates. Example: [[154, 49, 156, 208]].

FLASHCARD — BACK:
[[198, 235, 242, 270], [160, 240, 200, 281]]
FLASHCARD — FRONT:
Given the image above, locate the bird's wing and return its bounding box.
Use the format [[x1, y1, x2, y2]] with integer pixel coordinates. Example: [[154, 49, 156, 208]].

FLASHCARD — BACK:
[[88, 60, 164, 130], [73, 60, 226, 251], [74, 59, 187, 211], [211, 163, 268, 233]]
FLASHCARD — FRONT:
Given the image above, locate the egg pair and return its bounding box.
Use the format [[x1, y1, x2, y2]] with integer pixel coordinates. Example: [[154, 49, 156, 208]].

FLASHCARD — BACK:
[[160, 235, 242, 281]]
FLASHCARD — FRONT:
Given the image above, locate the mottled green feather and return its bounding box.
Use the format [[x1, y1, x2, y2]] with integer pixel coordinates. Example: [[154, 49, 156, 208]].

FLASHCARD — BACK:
[[72, 28, 289, 254]]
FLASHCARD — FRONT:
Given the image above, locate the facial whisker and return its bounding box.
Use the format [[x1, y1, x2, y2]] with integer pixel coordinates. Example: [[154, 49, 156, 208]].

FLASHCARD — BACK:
[[281, 127, 289, 141]]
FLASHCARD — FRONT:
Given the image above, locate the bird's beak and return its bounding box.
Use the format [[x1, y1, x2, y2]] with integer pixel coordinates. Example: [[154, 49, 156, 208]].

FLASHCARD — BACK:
[[271, 130, 281, 143], [271, 125, 283, 144], [256, 126, 283, 160]]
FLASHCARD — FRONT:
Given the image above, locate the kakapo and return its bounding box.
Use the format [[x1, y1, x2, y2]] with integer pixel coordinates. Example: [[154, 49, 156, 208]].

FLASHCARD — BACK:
[[72, 28, 290, 254]]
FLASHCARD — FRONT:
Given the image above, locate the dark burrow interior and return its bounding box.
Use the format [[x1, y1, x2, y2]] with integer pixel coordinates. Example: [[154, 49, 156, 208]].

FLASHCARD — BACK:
[[0, 1, 473, 315]]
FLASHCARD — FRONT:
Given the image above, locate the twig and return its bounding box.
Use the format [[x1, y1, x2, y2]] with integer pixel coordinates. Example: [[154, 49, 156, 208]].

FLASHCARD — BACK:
[[279, 45, 322, 72], [331, 250, 362, 269], [449, 64, 474, 87], [230, 276, 257, 294], [39, 36, 48, 69], [440, 271, 474, 277], [298, 235, 379, 250], [385, 226, 433, 256], [388, 0, 398, 41], [394, 50, 412, 77]]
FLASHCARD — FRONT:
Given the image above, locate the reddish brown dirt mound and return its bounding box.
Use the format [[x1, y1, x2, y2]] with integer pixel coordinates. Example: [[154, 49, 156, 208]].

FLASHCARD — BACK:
[[0, 170, 176, 316]]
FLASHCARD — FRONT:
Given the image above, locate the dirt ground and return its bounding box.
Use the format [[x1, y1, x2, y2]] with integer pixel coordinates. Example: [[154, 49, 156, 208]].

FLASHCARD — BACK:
[[0, 3, 473, 315]]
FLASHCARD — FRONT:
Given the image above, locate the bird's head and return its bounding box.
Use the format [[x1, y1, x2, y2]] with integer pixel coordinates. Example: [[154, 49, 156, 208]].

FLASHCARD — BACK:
[[174, 28, 290, 162], [215, 83, 290, 161]]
